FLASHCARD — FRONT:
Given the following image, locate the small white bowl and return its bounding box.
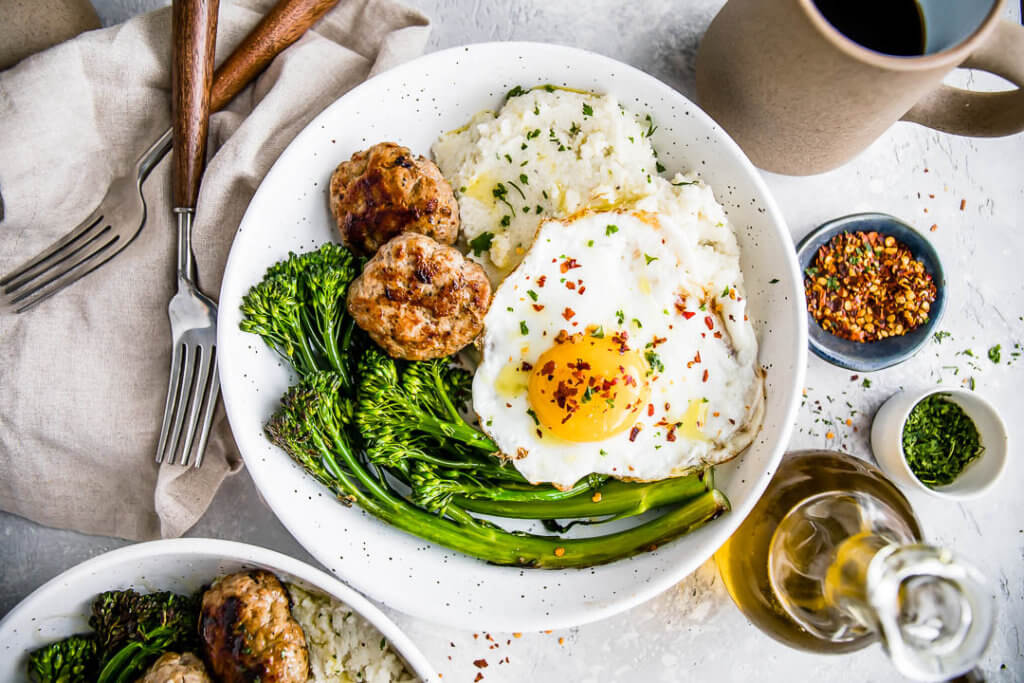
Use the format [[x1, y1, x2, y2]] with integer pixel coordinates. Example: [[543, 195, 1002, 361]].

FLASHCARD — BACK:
[[871, 387, 1008, 500]]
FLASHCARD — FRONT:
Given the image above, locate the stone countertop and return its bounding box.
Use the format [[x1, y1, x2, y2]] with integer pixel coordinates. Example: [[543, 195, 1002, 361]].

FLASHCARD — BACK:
[[2, 1, 1022, 681]]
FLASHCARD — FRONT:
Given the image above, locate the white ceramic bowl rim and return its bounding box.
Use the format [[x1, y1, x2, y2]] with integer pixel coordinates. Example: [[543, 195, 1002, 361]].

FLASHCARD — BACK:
[[0, 538, 436, 681], [892, 387, 1008, 498]]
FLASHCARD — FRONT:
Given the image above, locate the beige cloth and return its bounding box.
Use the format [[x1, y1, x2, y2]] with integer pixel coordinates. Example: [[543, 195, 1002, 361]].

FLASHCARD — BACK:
[[0, 0, 429, 540]]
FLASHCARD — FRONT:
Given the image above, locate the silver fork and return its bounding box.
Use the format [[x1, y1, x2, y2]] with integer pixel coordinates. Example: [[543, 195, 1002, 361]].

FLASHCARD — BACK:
[[156, 0, 220, 467], [0, 130, 171, 314], [155, 209, 220, 467], [0, 0, 343, 315]]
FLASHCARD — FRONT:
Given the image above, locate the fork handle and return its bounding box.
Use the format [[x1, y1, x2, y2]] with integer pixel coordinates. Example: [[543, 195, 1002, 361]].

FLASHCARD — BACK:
[[210, 0, 340, 112], [172, 0, 219, 210]]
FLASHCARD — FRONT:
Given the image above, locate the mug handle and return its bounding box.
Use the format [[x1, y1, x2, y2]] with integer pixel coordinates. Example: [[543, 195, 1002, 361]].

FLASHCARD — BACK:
[[901, 19, 1024, 136]]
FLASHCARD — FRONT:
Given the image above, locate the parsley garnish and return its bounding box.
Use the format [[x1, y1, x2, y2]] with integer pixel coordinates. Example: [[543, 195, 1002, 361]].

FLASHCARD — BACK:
[[493, 183, 515, 215], [587, 240, 594, 247], [527, 289, 538, 301], [500, 215, 511, 227], [506, 85, 528, 100], [527, 128, 541, 139], [591, 326, 605, 339], [519, 173, 529, 185], [644, 254, 658, 265], [507, 180, 526, 199], [933, 330, 951, 343], [526, 408, 540, 425], [902, 393, 982, 487], [988, 344, 1001, 363], [520, 321, 529, 335], [469, 232, 494, 256], [644, 350, 664, 374], [672, 180, 698, 186], [582, 102, 594, 116], [616, 310, 625, 325], [656, 161, 666, 173], [606, 224, 619, 236], [569, 121, 581, 137], [632, 318, 643, 329]]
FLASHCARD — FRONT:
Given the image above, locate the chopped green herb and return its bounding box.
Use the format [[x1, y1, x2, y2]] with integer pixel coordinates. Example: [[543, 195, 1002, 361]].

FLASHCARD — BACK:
[[581, 386, 595, 403], [469, 232, 494, 256], [492, 183, 515, 215], [721, 285, 731, 297], [526, 408, 540, 426], [933, 330, 951, 343], [644, 350, 664, 374], [535, 205, 543, 213], [769, 278, 780, 284], [606, 224, 619, 236], [616, 310, 625, 325], [902, 393, 982, 487], [587, 240, 594, 247], [504, 153, 512, 163], [805, 266, 819, 278], [590, 326, 605, 339], [632, 318, 643, 329], [672, 180, 698, 186], [569, 121, 581, 137], [643, 115, 657, 138], [500, 215, 511, 227], [506, 85, 528, 100], [599, 449, 608, 456], [644, 253, 658, 265], [533, 103, 540, 115], [656, 161, 666, 173], [582, 102, 594, 116], [507, 180, 526, 199], [527, 289, 538, 301], [825, 275, 839, 291], [520, 321, 529, 335], [988, 344, 1001, 363], [862, 378, 872, 388], [527, 128, 541, 139], [519, 173, 529, 185]]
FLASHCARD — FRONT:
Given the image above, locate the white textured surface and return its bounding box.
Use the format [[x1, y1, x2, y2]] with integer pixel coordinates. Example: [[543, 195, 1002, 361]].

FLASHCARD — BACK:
[[2, 1, 1022, 681]]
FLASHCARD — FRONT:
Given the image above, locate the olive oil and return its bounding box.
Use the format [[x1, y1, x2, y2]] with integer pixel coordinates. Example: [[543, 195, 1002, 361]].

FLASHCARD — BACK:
[[716, 450, 994, 680], [716, 450, 921, 653]]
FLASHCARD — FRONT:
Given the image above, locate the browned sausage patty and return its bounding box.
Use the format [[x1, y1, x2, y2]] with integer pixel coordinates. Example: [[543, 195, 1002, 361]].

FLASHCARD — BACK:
[[199, 570, 308, 683], [347, 233, 491, 360], [329, 142, 460, 256], [138, 652, 212, 683]]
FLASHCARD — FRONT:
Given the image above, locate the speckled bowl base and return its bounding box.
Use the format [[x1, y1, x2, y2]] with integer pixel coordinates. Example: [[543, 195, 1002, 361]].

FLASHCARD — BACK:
[[218, 42, 807, 631]]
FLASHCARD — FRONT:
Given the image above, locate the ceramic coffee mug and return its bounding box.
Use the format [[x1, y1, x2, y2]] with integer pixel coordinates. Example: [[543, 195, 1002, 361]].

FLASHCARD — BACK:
[[696, 0, 1024, 175]]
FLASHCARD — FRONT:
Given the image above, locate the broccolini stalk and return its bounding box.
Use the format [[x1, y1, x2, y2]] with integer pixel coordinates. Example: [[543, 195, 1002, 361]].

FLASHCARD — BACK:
[[456, 472, 710, 519], [240, 244, 359, 385], [267, 372, 730, 568]]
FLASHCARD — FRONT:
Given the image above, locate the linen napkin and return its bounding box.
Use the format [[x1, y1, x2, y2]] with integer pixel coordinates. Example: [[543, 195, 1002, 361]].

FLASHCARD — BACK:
[[0, 0, 429, 540]]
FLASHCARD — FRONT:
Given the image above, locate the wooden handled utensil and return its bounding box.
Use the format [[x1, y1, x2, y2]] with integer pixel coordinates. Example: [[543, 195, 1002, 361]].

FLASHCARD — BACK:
[[0, 0, 340, 313], [156, 0, 221, 467]]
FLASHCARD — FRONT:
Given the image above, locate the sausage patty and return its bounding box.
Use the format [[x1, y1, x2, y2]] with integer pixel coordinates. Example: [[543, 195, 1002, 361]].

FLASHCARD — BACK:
[[138, 652, 212, 683], [329, 142, 460, 256], [199, 570, 308, 683], [347, 233, 491, 360]]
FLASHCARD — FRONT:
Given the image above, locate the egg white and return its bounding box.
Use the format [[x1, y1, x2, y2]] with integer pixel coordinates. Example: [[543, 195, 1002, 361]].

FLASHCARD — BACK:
[[472, 210, 764, 488]]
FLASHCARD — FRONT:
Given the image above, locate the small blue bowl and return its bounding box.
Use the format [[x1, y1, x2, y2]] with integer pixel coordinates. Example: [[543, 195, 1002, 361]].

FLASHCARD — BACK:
[[795, 212, 946, 372]]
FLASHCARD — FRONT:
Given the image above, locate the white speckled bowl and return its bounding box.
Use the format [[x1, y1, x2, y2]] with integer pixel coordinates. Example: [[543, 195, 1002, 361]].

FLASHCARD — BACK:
[[871, 387, 1008, 500], [218, 42, 807, 631], [0, 539, 436, 681]]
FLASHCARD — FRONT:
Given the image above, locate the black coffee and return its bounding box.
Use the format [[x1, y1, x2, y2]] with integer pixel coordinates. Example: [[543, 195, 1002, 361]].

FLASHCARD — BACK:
[[813, 0, 926, 56]]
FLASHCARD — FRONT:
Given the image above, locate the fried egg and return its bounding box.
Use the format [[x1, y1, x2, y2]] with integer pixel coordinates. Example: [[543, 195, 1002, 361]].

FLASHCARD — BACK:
[[472, 209, 765, 488]]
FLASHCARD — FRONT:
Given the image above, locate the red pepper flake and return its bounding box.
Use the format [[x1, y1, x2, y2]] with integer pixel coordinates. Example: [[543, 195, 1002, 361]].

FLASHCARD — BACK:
[[558, 637, 566, 645], [622, 374, 637, 387], [537, 275, 547, 287], [682, 310, 695, 319], [533, 303, 545, 311], [474, 674, 484, 682], [650, 336, 667, 347], [541, 360, 555, 376], [562, 307, 576, 320], [704, 315, 714, 330], [702, 369, 709, 382], [520, 361, 533, 371], [959, 199, 966, 211], [929, 223, 938, 232], [666, 426, 677, 442], [560, 257, 581, 273], [566, 281, 576, 290], [578, 286, 586, 295], [629, 425, 641, 441], [713, 330, 722, 339], [647, 403, 655, 417], [555, 329, 570, 344], [474, 659, 489, 669]]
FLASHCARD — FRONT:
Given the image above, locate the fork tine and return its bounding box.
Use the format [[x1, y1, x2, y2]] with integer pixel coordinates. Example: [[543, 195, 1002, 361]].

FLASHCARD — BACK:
[[192, 358, 220, 469], [156, 344, 185, 464], [0, 212, 105, 288], [164, 344, 197, 466], [2, 230, 121, 313], [179, 346, 213, 467]]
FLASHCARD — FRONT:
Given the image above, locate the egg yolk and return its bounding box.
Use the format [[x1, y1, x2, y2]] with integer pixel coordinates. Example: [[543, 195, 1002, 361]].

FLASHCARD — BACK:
[[527, 333, 650, 442]]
